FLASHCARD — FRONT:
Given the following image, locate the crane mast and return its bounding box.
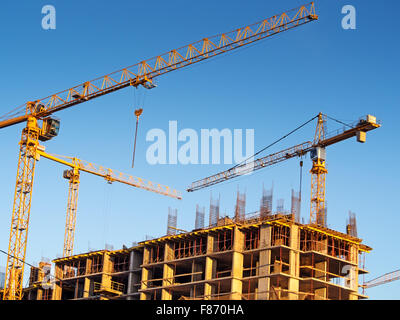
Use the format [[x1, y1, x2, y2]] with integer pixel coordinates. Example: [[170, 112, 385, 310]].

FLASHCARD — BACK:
[[3, 117, 40, 300], [310, 113, 328, 226], [63, 168, 80, 257]]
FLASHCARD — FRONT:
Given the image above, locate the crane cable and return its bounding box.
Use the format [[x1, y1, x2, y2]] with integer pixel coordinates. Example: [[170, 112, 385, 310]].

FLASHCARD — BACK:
[[229, 114, 319, 171], [325, 114, 354, 129], [132, 87, 144, 168], [132, 108, 143, 168]]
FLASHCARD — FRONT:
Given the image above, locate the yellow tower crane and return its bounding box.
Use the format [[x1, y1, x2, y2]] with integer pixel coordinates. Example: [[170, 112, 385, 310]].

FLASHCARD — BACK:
[[187, 113, 381, 226], [310, 113, 328, 226], [35, 147, 182, 258], [0, 3, 318, 300]]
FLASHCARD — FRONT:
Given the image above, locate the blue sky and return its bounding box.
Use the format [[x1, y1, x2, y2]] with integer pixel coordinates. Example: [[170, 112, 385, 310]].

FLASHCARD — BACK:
[[0, 0, 399, 299]]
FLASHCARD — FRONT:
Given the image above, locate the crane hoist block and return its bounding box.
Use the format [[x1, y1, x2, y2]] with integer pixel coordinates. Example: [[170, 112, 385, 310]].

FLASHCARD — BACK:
[[143, 81, 157, 89]]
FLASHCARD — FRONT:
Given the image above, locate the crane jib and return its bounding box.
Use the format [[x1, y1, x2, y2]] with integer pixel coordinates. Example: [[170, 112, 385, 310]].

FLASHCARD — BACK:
[[0, 2, 318, 130]]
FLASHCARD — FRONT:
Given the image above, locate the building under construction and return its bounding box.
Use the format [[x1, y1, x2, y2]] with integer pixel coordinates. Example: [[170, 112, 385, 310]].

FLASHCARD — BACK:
[[23, 190, 370, 301], [0, 1, 388, 300]]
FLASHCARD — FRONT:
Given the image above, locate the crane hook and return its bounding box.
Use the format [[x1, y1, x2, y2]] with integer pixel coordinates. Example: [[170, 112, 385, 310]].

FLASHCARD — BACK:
[[132, 108, 143, 168]]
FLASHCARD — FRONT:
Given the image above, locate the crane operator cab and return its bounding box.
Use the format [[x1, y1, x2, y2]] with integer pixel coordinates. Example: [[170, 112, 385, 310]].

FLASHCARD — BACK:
[[39, 117, 60, 141], [310, 147, 326, 162]]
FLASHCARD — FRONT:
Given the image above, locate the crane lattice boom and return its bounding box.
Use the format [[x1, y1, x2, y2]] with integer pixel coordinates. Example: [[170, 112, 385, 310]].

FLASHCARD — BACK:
[[37, 150, 182, 200], [187, 114, 380, 192], [188, 142, 312, 192], [363, 270, 400, 289], [0, 2, 317, 129]]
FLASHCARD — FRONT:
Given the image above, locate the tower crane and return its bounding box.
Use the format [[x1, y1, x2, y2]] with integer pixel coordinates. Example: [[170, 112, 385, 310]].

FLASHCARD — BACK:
[[0, 2, 318, 300], [35, 146, 182, 257], [187, 113, 381, 227]]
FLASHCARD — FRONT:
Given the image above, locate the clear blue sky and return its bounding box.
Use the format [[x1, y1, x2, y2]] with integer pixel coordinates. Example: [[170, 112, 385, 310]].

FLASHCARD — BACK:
[[0, 0, 399, 299]]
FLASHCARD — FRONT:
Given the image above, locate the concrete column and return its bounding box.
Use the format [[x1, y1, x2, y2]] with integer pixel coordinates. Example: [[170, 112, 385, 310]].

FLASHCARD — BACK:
[[51, 263, 63, 300], [140, 247, 151, 300], [83, 277, 91, 298], [348, 245, 359, 300], [258, 225, 272, 300], [161, 242, 174, 300], [231, 226, 244, 300], [83, 258, 92, 298], [127, 250, 142, 300], [74, 278, 79, 299], [288, 224, 300, 300], [142, 246, 150, 265], [204, 257, 217, 299], [314, 261, 327, 300], [207, 233, 216, 253], [204, 234, 216, 299], [139, 267, 152, 300], [100, 252, 112, 296]]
